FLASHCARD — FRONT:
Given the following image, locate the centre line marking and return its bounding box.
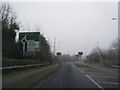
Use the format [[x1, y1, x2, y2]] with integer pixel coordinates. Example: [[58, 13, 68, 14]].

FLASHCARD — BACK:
[[86, 75, 103, 90], [79, 69, 84, 73]]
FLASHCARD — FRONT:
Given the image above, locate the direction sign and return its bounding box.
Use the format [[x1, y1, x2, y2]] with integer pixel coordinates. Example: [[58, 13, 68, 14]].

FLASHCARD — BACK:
[[19, 32, 40, 54], [57, 52, 61, 56], [78, 52, 83, 55]]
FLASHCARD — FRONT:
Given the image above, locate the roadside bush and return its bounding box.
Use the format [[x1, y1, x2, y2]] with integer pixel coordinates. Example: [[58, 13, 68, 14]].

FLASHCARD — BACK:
[[2, 58, 42, 67]]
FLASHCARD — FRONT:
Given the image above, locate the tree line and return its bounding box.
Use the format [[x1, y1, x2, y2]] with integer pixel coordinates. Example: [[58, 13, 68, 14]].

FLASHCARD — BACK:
[[1, 2, 54, 64], [86, 38, 119, 65]]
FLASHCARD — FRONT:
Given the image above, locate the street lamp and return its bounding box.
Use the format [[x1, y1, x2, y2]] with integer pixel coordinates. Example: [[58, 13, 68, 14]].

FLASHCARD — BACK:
[[112, 17, 116, 20], [112, 17, 120, 21]]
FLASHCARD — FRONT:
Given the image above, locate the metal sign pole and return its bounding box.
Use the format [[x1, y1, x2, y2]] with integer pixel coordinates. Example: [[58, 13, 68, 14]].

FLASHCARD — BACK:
[[23, 43, 25, 52]]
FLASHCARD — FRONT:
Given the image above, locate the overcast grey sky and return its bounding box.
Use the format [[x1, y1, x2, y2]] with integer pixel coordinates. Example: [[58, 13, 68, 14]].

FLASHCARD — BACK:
[[10, 1, 118, 56]]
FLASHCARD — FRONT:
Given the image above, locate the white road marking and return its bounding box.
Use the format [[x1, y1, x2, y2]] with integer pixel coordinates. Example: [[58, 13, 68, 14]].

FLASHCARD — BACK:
[[79, 69, 84, 73], [97, 81, 120, 85], [89, 75, 118, 78], [86, 75, 103, 90]]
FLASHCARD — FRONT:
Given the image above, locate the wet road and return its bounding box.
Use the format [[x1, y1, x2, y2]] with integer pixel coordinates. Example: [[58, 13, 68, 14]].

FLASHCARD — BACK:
[[38, 62, 108, 89], [36, 62, 119, 89]]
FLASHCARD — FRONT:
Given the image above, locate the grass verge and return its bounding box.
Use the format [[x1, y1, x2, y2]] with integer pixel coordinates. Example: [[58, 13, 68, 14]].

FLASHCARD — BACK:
[[74, 63, 91, 68], [2, 58, 42, 67], [3, 65, 46, 79], [3, 64, 60, 88]]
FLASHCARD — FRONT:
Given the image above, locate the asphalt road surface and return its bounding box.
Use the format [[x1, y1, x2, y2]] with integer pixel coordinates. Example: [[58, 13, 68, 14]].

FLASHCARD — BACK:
[[37, 62, 119, 89]]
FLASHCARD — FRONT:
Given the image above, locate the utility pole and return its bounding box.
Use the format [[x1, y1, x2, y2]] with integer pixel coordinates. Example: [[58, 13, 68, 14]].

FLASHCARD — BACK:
[[97, 42, 102, 63], [53, 37, 56, 63], [53, 37, 56, 56]]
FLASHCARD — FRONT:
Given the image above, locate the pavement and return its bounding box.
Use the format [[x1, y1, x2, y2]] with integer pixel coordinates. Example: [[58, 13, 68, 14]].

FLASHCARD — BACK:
[[37, 62, 119, 89]]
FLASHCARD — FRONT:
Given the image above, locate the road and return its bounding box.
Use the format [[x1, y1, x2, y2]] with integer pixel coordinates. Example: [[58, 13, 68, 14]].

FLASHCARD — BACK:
[[36, 62, 119, 89], [82, 63, 119, 74]]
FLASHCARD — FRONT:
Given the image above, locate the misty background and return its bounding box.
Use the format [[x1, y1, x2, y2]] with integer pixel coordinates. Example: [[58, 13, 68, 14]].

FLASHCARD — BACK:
[[10, 2, 118, 56]]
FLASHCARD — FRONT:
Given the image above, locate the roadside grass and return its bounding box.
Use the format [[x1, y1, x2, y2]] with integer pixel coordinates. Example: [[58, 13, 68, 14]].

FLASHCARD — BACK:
[[74, 63, 91, 68], [3, 65, 46, 79], [2, 58, 42, 67], [74, 63, 107, 72], [102, 60, 120, 66], [3, 65, 60, 88]]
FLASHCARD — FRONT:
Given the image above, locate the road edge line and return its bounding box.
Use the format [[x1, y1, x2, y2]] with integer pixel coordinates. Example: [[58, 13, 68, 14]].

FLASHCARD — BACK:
[[98, 81, 120, 85], [79, 69, 84, 73], [86, 75, 103, 90]]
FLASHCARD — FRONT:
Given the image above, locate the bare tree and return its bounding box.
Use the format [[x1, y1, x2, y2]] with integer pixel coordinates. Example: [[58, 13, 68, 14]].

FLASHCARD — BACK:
[[1, 2, 19, 58], [87, 38, 119, 65]]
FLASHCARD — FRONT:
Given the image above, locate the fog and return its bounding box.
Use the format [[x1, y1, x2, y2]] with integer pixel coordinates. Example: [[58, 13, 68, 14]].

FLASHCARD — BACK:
[[10, 1, 118, 56]]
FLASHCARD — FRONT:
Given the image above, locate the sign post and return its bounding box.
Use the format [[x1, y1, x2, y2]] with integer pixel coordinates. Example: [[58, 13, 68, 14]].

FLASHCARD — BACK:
[[78, 52, 83, 62], [57, 52, 61, 62]]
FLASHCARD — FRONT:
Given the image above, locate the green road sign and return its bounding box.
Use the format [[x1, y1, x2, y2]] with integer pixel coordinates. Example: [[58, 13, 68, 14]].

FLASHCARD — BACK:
[[19, 32, 40, 54]]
